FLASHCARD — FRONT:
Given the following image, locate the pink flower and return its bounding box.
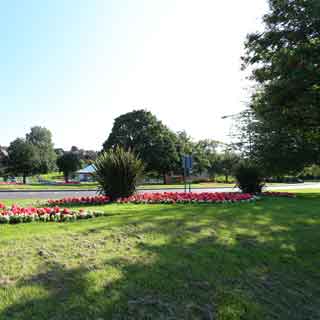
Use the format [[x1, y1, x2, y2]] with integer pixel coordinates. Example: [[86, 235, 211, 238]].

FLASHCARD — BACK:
[[117, 192, 256, 204]]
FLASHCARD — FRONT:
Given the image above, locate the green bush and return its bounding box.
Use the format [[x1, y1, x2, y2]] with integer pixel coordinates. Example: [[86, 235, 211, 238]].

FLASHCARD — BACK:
[[94, 147, 145, 200], [235, 163, 265, 194]]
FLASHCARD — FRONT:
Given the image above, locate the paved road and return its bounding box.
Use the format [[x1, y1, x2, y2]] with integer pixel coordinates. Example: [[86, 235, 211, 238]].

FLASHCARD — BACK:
[[0, 183, 319, 200]]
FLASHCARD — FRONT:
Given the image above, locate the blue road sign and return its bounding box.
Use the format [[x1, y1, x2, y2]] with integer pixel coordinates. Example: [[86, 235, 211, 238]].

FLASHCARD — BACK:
[[182, 155, 193, 171]]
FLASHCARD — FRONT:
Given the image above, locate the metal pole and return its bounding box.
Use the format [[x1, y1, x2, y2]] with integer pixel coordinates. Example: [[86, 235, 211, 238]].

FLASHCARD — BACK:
[[184, 166, 187, 193]]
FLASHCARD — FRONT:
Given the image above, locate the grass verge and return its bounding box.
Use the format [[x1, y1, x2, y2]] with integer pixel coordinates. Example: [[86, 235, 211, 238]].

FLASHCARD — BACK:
[[0, 193, 319, 319]]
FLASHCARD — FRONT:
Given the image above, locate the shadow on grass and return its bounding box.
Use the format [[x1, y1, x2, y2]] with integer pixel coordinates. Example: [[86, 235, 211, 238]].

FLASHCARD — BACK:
[[1, 196, 320, 319]]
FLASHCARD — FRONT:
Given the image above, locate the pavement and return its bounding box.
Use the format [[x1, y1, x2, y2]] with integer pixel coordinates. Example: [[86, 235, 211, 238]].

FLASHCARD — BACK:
[[0, 183, 319, 200]]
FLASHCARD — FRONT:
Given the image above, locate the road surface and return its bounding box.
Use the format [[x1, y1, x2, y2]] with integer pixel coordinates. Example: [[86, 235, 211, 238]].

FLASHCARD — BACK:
[[0, 183, 319, 200]]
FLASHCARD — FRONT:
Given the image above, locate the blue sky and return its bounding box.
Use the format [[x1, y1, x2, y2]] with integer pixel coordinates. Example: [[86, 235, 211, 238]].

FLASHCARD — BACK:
[[0, 0, 268, 150]]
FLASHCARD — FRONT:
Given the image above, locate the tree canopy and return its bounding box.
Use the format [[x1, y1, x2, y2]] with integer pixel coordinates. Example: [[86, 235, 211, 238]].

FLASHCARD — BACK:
[[56, 152, 82, 183], [26, 126, 57, 173], [242, 0, 320, 174], [7, 139, 38, 183], [103, 110, 179, 178]]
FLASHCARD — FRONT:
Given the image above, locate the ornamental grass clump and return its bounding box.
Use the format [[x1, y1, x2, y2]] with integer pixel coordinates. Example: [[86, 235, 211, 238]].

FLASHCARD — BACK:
[[93, 147, 144, 201]]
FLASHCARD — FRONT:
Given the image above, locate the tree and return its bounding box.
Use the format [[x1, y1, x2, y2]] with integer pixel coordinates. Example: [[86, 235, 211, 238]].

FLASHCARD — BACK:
[[192, 139, 220, 175], [220, 150, 240, 183], [26, 126, 57, 173], [103, 110, 179, 183], [0, 147, 8, 178], [175, 132, 221, 176], [207, 153, 223, 180], [56, 153, 82, 183], [94, 147, 144, 200], [301, 164, 320, 180], [7, 139, 38, 184], [242, 0, 320, 173]]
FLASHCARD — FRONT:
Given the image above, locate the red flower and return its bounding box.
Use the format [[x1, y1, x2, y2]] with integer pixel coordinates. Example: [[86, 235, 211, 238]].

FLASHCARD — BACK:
[[46, 195, 110, 206], [117, 192, 256, 204]]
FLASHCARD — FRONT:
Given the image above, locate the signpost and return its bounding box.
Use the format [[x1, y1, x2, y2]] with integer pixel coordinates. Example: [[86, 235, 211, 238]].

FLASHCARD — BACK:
[[182, 155, 193, 192]]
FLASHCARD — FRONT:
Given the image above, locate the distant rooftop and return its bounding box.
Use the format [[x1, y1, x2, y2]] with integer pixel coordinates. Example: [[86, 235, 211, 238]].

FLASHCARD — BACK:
[[77, 164, 95, 174]]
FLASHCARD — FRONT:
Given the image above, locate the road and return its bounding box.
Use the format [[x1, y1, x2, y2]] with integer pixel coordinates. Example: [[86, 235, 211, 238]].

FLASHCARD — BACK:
[[0, 183, 319, 200]]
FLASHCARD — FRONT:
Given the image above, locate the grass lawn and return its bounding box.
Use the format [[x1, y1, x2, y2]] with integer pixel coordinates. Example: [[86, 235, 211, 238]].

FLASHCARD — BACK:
[[0, 192, 320, 319]]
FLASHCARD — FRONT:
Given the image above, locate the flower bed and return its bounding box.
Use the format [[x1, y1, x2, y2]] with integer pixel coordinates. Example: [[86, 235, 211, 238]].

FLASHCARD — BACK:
[[262, 192, 296, 198], [117, 192, 256, 204], [47, 195, 110, 206], [0, 182, 23, 185], [0, 203, 105, 224]]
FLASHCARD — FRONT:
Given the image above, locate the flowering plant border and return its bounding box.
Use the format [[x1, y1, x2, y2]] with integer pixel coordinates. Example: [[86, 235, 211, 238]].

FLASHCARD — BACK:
[[0, 204, 105, 224], [116, 192, 258, 204], [46, 195, 110, 206]]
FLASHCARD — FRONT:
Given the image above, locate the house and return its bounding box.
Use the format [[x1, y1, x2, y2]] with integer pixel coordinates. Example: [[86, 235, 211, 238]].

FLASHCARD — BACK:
[[77, 164, 95, 182]]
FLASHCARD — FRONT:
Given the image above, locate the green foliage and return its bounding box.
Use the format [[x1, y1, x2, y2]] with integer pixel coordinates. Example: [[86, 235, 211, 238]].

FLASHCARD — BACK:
[[0, 147, 8, 177], [103, 110, 179, 178], [6, 127, 57, 182], [300, 165, 320, 180], [175, 131, 221, 175], [0, 195, 320, 319], [26, 126, 57, 173], [7, 139, 38, 183], [235, 163, 265, 194], [242, 0, 320, 173], [213, 151, 240, 183], [56, 153, 82, 182], [94, 147, 144, 200], [192, 139, 220, 175]]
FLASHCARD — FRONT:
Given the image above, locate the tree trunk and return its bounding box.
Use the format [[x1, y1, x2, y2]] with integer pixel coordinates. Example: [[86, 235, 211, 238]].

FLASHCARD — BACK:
[[163, 173, 167, 185], [64, 173, 69, 183], [225, 174, 228, 183], [23, 175, 27, 184]]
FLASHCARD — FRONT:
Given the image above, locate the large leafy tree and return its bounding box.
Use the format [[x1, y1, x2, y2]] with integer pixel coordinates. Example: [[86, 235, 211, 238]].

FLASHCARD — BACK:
[[56, 152, 82, 183], [175, 131, 221, 176], [0, 147, 9, 178], [26, 126, 57, 173], [103, 110, 179, 182], [7, 139, 38, 184], [192, 139, 220, 175], [242, 0, 320, 174], [219, 150, 240, 183]]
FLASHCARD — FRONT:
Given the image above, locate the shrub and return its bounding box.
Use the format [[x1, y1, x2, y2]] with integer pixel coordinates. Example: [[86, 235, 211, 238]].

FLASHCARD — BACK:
[[235, 163, 265, 194], [94, 147, 145, 200]]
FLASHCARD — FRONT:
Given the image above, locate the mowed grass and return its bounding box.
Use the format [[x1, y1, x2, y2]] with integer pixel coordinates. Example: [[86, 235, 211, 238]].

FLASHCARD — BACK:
[[0, 193, 320, 319]]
